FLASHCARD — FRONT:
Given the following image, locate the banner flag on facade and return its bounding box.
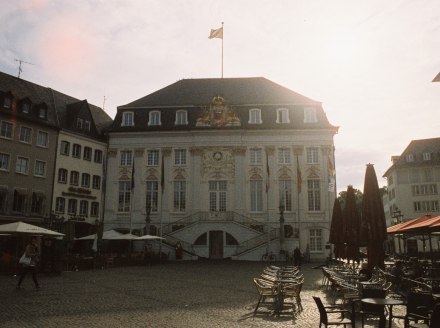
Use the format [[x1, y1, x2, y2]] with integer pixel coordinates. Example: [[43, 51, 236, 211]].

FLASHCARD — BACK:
[[131, 160, 135, 191], [433, 72, 440, 82], [328, 176, 336, 192], [297, 157, 302, 193], [265, 152, 270, 193], [328, 156, 335, 177], [208, 27, 223, 39], [160, 155, 164, 194]]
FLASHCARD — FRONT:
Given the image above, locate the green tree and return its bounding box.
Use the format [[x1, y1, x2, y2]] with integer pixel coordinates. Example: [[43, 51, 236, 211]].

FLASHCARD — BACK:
[[338, 187, 363, 213]]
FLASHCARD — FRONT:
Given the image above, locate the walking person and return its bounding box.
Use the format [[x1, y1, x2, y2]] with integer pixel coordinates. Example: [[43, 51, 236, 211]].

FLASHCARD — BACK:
[[16, 237, 40, 290], [293, 246, 302, 268]]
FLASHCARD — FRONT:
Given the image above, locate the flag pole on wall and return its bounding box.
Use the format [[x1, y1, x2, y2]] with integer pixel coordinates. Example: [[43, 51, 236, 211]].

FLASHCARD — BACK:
[[209, 22, 224, 78]]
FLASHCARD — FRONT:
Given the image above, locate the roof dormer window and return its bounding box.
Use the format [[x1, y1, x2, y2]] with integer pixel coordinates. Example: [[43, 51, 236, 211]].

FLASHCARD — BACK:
[[38, 107, 47, 120], [122, 112, 134, 126], [3, 97, 11, 109], [22, 103, 30, 113], [76, 118, 83, 129], [276, 108, 290, 123], [84, 120, 91, 131], [423, 152, 431, 161], [248, 108, 262, 124], [304, 107, 317, 123], [406, 153, 414, 162], [175, 110, 188, 125], [149, 110, 161, 126]]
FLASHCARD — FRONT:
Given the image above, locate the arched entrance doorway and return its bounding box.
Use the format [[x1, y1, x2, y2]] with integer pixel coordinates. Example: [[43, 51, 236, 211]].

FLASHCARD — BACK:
[[209, 230, 223, 259]]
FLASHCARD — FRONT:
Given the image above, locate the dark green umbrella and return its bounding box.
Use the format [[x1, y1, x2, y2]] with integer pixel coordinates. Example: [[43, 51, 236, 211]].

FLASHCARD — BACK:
[[329, 198, 345, 259], [361, 164, 387, 270], [344, 185, 361, 263]]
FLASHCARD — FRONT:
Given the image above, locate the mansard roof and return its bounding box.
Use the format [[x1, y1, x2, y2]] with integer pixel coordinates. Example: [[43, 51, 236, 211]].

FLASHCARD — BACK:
[[0, 71, 112, 136], [383, 137, 440, 177], [110, 77, 337, 132], [121, 77, 318, 108]]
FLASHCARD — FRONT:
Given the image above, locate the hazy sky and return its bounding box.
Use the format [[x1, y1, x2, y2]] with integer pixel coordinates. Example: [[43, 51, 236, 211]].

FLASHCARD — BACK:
[[2, 0, 440, 193]]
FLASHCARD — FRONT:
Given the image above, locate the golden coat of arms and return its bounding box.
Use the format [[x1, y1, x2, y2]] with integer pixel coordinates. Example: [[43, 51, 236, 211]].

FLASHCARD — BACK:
[[196, 96, 241, 127]]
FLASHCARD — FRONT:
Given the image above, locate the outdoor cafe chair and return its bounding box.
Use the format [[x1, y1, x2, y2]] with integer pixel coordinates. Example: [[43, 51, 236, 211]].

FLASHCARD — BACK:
[[358, 288, 386, 327], [313, 296, 353, 328], [253, 278, 278, 316], [401, 291, 434, 328], [407, 303, 440, 328], [282, 277, 304, 313]]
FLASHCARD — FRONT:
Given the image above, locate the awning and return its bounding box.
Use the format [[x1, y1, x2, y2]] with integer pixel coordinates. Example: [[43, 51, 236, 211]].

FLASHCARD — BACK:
[[387, 215, 438, 234], [399, 215, 440, 234]]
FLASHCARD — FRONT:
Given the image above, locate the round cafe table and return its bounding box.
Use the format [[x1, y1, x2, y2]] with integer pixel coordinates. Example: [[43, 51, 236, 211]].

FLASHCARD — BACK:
[[361, 298, 404, 328]]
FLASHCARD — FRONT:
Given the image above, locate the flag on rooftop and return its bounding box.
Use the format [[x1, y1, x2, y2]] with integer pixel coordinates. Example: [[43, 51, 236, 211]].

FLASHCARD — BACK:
[[208, 27, 223, 39]]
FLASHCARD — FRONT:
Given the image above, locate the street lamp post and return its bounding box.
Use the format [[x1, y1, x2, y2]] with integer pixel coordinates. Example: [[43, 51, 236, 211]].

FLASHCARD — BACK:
[[392, 209, 404, 254], [279, 205, 285, 254], [145, 204, 151, 235]]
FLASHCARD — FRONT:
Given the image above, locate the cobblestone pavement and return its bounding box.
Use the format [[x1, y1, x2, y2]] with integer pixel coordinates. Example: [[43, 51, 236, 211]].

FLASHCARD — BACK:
[[0, 261, 406, 328]]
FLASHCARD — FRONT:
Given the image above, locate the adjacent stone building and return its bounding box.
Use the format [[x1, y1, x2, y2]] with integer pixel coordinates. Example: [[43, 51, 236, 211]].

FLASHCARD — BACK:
[[383, 137, 440, 254], [0, 72, 112, 236], [104, 77, 338, 261]]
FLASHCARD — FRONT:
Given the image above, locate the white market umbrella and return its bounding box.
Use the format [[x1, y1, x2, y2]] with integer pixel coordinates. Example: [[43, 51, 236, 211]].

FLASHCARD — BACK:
[[75, 229, 123, 241], [108, 233, 140, 240], [137, 234, 165, 240], [0, 221, 64, 237]]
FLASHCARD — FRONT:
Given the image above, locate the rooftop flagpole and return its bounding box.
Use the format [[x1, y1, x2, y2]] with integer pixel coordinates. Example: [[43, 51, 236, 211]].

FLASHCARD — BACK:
[[209, 22, 224, 78], [221, 22, 224, 78]]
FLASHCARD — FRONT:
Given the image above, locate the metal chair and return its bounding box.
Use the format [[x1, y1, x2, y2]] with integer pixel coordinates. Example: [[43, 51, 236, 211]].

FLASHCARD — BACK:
[[358, 288, 386, 327], [253, 278, 278, 316], [408, 303, 440, 328], [313, 296, 353, 328]]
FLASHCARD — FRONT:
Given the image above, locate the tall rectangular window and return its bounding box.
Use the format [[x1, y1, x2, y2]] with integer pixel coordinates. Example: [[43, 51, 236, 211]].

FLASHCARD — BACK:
[[307, 179, 321, 211], [68, 199, 77, 215], [250, 148, 262, 165], [34, 160, 46, 177], [0, 121, 13, 139], [309, 229, 323, 252], [0, 153, 10, 171], [79, 200, 88, 216], [146, 181, 159, 212], [19, 126, 32, 143], [118, 181, 131, 212], [55, 197, 65, 213], [70, 171, 79, 185], [173, 180, 186, 212], [83, 147, 92, 161], [57, 169, 67, 183], [147, 150, 159, 166], [72, 144, 81, 158], [92, 175, 101, 189], [278, 148, 291, 164], [36, 131, 49, 147], [94, 150, 103, 163], [209, 181, 226, 212], [250, 180, 263, 212], [60, 141, 70, 155], [15, 157, 29, 174], [306, 147, 319, 164], [91, 202, 99, 217], [279, 180, 292, 211], [81, 173, 90, 188], [31, 193, 44, 214], [120, 150, 133, 166], [174, 149, 186, 165], [13, 190, 26, 212], [277, 108, 289, 123]]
